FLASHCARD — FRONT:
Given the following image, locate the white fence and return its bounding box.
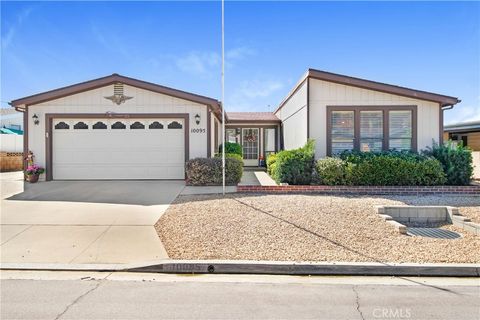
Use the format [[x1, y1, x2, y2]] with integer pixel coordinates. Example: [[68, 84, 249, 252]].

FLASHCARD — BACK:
[[0, 135, 23, 152], [473, 151, 480, 180]]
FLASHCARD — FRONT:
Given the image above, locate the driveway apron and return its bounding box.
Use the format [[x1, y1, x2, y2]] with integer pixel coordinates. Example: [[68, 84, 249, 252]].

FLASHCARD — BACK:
[[0, 172, 183, 264]]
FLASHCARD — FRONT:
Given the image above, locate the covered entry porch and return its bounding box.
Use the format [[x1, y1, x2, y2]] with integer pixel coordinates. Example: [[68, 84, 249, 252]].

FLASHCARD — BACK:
[[225, 112, 281, 166]]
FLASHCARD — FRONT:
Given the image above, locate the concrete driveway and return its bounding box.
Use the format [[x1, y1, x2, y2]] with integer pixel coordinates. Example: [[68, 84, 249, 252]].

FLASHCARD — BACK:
[[1, 172, 184, 265]]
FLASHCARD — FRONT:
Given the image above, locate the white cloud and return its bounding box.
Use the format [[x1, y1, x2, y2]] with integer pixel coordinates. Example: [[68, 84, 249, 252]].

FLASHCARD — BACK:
[[175, 46, 255, 76], [238, 79, 284, 99], [444, 105, 480, 124], [1, 6, 33, 49], [226, 46, 255, 60], [175, 51, 220, 76]]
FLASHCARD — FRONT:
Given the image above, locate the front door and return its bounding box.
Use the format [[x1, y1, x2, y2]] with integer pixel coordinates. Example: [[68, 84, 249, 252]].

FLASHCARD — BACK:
[[242, 128, 259, 166]]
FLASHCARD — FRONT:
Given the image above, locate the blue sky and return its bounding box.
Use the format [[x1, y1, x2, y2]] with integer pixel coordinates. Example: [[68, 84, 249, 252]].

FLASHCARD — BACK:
[[1, 1, 479, 124]]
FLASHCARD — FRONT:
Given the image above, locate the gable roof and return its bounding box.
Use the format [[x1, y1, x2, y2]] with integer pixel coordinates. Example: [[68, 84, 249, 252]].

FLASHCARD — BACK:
[[10, 74, 222, 117], [226, 112, 280, 123], [275, 69, 461, 114]]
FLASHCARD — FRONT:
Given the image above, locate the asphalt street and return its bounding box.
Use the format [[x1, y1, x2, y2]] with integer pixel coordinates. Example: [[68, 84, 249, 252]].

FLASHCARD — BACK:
[[1, 271, 479, 320]]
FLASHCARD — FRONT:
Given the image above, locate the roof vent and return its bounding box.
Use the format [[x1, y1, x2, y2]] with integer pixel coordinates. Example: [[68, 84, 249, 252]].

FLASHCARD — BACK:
[[104, 82, 133, 105]]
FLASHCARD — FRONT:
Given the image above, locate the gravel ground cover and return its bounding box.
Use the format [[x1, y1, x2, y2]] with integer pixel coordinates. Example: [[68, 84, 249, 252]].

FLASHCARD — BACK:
[[155, 194, 480, 263]]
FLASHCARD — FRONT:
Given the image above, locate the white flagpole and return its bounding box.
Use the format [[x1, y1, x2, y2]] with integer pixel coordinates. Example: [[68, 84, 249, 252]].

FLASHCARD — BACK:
[[221, 0, 225, 195]]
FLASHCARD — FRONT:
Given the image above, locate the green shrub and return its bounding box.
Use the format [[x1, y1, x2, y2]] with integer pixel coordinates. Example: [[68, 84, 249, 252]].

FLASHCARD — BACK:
[[423, 141, 473, 185], [339, 150, 426, 164], [315, 157, 348, 185], [266, 153, 277, 175], [273, 140, 315, 185], [186, 157, 243, 186], [215, 153, 243, 162], [343, 153, 446, 186], [218, 142, 242, 156]]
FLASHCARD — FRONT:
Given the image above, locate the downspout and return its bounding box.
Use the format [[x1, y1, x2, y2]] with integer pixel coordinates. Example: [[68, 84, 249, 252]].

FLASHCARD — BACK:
[[440, 104, 455, 145]]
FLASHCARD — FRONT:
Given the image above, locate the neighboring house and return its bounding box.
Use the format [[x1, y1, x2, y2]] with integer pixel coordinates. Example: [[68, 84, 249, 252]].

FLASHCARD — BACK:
[[0, 108, 24, 153], [0, 108, 24, 132], [444, 120, 480, 180], [10, 70, 460, 181], [444, 120, 480, 151]]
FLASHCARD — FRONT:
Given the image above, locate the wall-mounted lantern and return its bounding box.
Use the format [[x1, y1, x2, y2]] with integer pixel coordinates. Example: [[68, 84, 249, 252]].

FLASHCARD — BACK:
[[195, 114, 201, 125], [32, 114, 39, 125]]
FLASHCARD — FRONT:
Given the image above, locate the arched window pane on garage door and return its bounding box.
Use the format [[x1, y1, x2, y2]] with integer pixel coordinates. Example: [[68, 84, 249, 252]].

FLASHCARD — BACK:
[[93, 121, 107, 129], [167, 121, 182, 129], [149, 121, 164, 129], [130, 121, 145, 129], [74, 121, 88, 129], [54, 122, 70, 130], [111, 121, 126, 129]]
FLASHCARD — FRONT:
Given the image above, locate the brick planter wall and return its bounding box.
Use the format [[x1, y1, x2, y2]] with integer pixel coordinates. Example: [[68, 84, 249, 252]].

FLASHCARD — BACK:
[[237, 185, 480, 195]]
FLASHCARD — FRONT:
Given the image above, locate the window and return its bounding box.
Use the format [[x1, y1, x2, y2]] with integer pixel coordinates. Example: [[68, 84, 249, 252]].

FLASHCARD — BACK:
[[111, 121, 126, 129], [92, 121, 107, 129], [328, 106, 416, 155], [73, 121, 88, 129], [130, 121, 145, 129], [54, 121, 70, 130], [331, 111, 355, 154], [360, 111, 383, 152], [389, 111, 412, 151], [264, 128, 276, 153], [167, 121, 182, 129], [149, 121, 163, 129], [226, 129, 239, 143]]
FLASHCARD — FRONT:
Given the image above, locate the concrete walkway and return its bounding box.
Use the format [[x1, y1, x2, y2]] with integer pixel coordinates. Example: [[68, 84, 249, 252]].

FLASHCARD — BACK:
[[1, 172, 183, 265], [238, 168, 277, 186]]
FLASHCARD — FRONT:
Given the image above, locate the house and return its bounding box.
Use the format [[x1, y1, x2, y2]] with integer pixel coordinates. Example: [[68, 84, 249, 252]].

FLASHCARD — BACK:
[[444, 120, 480, 151], [10, 74, 223, 180], [275, 69, 460, 159], [10, 70, 460, 181]]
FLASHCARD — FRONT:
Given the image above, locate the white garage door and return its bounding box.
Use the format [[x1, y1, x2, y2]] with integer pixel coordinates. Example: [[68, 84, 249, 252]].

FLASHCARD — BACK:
[[52, 118, 185, 180]]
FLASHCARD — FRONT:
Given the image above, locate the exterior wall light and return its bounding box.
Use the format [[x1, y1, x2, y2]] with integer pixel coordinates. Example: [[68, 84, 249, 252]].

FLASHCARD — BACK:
[[32, 114, 39, 125], [195, 114, 201, 125]]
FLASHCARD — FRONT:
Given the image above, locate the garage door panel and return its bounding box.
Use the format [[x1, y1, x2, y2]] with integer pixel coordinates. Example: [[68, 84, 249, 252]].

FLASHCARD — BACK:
[[53, 118, 185, 180]]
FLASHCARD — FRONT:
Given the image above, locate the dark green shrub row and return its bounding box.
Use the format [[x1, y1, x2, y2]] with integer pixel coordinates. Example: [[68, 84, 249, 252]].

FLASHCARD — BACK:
[[271, 140, 315, 185], [186, 157, 243, 186], [316, 153, 446, 186], [218, 142, 242, 156], [423, 141, 473, 185]]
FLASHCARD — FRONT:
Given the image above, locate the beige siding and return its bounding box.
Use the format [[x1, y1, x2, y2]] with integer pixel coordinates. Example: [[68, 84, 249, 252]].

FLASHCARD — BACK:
[[275, 80, 308, 150], [309, 79, 441, 158], [28, 84, 209, 179]]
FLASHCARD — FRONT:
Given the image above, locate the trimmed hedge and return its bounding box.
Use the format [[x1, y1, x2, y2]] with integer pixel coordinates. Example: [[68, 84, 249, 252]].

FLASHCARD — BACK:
[[272, 140, 315, 185], [423, 141, 473, 185], [215, 153, 243, 162], [315, 157, 348, 185], [186, 157, 243, 186], [218, 142, 242, 156], [315, 151, 446, 186]]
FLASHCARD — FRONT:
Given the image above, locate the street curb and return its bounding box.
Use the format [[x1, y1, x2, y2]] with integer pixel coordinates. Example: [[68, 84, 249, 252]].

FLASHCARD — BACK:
[[2, 261, 479, 277]]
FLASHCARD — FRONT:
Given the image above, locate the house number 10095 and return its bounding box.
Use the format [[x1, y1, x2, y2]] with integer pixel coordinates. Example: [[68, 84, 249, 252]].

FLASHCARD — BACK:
[[191, 128, 206, 133]]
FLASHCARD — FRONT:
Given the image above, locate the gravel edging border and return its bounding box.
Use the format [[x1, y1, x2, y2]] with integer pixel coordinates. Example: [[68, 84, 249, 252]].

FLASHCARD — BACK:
[[3, 261, 479, 277]]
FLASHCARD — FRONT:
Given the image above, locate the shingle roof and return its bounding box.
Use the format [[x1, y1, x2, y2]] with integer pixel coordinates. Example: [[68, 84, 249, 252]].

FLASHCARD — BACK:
[[227, 112, 280, 123]]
